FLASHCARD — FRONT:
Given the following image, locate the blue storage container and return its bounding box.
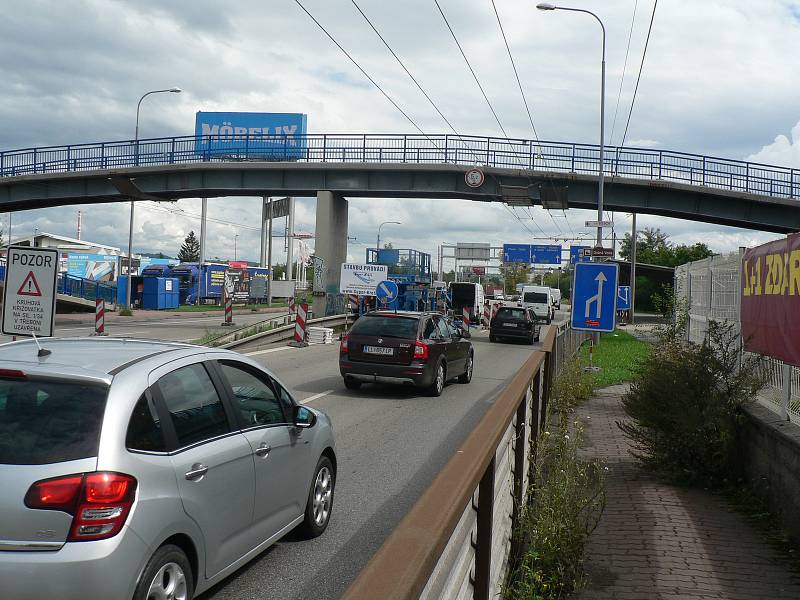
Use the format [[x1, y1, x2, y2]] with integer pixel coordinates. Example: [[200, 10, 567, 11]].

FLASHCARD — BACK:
[[143, 277, 180, 310]]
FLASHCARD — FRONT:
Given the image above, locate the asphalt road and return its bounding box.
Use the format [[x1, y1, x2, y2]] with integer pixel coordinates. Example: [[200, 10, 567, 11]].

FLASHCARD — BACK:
[[0, 311, 286, 345], [199, 314, 565, 600]]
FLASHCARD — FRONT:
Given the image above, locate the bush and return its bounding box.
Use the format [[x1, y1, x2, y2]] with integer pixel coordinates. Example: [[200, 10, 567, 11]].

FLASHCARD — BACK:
[[505, 360, 604, 600], [619, 320, 765, 486]]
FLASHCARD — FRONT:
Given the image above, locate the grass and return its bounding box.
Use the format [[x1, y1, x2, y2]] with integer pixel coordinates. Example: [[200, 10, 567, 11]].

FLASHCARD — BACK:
[[578, 328, 650, 387], [175, 301, 288, 312]]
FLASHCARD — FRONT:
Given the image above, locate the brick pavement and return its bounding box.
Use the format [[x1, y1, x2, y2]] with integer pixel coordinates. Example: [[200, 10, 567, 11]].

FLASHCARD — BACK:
[[579, 384, 800, 600]]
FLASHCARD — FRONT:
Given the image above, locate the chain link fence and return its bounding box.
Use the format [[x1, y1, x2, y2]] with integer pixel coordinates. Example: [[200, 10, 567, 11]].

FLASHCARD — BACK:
[[675, 253, 800, 423]]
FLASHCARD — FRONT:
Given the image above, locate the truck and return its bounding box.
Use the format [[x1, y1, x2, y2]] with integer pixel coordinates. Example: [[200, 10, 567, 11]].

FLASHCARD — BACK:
[[168, 263, 227, 304], [549, 288, 562, 310], [449, 282, 485, 324]]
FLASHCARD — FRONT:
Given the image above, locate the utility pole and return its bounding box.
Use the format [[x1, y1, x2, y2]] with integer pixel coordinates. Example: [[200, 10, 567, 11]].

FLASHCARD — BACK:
[[630, 212, 637, 325], [267, 198, 273, 305], [199, 198, 207, 299], [286, 198, 295, 281]]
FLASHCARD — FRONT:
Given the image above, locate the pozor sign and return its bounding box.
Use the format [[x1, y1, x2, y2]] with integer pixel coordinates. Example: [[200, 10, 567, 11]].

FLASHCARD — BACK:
[[2, 246, 59, 337], [741, 233, 800, 367]]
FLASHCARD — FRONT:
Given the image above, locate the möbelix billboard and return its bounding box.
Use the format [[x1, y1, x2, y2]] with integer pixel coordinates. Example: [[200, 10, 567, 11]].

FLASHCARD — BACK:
[[741, 232, 800, 367], [194, 112, 308, 159]]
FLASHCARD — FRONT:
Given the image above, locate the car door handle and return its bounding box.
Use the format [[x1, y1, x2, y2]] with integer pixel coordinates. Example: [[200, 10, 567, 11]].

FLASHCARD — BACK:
[[254, 443, 271, 457], [185, 464, 208, 481]]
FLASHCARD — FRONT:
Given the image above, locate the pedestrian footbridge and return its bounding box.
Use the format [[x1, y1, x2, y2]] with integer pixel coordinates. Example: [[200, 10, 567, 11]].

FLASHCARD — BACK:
[[0, 134, 798, 233]]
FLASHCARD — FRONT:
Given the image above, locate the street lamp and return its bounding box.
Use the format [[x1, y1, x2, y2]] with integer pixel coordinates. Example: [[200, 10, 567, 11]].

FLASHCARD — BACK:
[[536, 3, 606, 250], [125, 87, 182, 310], [376, 221, 401, 253]]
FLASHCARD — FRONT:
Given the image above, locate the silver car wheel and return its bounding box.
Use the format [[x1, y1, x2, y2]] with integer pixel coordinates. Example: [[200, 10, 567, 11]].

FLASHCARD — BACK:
[[312, 466, 333, 527], [147, 562, 188, 600], [436, 364, 444, 393], [466, 355, 473, 379]]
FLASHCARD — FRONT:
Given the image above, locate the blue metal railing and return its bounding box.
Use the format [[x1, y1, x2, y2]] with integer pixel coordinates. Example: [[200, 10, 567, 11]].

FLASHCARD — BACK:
[[56, 274, 116, 304], [0, 133, 797, 200]]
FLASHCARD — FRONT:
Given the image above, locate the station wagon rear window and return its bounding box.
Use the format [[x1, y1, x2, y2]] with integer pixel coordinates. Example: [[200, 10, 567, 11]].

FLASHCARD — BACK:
[[0, 377, 108, 465], [350, 316, 419, 338], [496, 308, 527, 321]]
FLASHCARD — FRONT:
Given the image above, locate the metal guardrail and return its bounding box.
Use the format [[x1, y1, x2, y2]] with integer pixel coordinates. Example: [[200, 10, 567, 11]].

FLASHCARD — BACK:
[[342, 322, 586, 600], [219, 313, 346, 350], [1, 134, 798, 200], [57, 273, 116, 305]]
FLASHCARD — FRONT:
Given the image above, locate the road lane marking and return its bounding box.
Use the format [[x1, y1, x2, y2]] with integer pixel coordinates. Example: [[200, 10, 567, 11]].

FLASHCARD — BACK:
[[244, 347, 295, 357], [300, 390, 334, 405]]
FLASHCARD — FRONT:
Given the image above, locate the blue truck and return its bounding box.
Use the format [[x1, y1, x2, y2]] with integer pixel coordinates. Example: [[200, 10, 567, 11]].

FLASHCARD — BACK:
[[166, 263, 271, 305]]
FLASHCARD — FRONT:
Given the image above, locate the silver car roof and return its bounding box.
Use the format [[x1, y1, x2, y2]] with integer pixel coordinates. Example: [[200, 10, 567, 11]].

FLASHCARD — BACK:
[[0, 337, 201, 382]]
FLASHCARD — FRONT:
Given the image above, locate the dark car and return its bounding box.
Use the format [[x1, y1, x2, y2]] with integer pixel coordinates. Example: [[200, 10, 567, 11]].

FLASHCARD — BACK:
[[339, 311, 473, 396], [489, 307, 541, 344]]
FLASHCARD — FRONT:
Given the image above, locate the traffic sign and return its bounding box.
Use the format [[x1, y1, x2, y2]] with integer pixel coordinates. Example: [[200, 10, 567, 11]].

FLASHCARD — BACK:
[[375, 280, 399, 306], [617, 286, 631, 310], [569, 245, 591, 264], [464, 167, 485, 188], [585, 220, 613, 228], [503, 244, 531, 263], [570, 262, 619, 332], [530, 244, 562, 265], [2, 246, 58, 337], [591, 246, 614, 258]]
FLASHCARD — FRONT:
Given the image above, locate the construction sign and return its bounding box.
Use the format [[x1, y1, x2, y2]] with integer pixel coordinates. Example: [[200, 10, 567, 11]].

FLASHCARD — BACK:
[[2, 246, 59, 337]]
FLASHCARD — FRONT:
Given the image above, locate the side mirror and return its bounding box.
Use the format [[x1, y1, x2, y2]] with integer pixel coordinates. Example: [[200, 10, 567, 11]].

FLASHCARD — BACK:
[[293, 405, 317, 429]]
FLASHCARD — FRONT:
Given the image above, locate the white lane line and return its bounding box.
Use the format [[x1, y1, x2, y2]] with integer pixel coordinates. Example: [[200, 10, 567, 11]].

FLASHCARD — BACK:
[[300, 390, 334, 405], [244, 347, 295, 357]]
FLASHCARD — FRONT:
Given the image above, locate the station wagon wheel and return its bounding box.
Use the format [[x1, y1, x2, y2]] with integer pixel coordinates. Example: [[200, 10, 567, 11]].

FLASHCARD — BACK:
[[458, 353, 473, 384], [298, 456, 335, 538], [427, 361, 445, 396], [134, 544, 193, 600]]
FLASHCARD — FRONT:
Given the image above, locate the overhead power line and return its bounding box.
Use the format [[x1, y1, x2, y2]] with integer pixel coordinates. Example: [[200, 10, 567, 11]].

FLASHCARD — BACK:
[[621, 0, 659, 147], [293, 0, 430, 139], [433, 0, 510, 138], [609, 0, 639, 146]]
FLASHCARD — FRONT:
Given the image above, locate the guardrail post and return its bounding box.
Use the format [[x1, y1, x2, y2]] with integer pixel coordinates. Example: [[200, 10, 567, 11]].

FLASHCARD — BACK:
[[746, 162, 751, 193], [782, 363, 791, 421], [444, 134, 449, 163], [791, 168, 797, 199], [322, 134, 327, 162], [402, 135, 407, 163], [362, 134, 366, 162], [658, 150, 663, 179], [473, 456, 495, 600], [702, 156, 706, 186], [570, 143, 575, 172]]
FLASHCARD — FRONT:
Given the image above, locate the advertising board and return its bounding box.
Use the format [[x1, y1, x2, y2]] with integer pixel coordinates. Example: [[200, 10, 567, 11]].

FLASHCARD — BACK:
[[340, 263, 389, 296], [741, 233, 800, 367], [194, 112, 308, 159], [66, 253, 118, 281]]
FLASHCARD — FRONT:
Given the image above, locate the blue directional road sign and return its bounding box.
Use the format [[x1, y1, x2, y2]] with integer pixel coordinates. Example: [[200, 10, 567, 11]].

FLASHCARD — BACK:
[[530, 244, 562, 265], [570, 245, 591, 265], [503, 244, 531, 263], [571, 262, 619, 332], [375, 280, 399, 307], [617, 286, 631, 311]]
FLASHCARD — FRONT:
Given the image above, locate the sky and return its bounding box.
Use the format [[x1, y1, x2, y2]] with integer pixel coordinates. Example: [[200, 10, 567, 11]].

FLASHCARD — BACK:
[[1, 0, 799, 270]]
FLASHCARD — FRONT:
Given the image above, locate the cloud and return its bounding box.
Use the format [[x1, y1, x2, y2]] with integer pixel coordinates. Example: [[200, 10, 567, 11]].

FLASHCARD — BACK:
[[746, 121, 800, 167]]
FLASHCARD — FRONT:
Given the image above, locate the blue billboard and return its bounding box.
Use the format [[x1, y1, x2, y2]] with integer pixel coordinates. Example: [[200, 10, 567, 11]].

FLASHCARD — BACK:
[[67, 253, 118, 282], [570, 245, 591, 265], [503, 244, 531, 263], [530, 244, 562, 265], [194, 112, 308, 159]]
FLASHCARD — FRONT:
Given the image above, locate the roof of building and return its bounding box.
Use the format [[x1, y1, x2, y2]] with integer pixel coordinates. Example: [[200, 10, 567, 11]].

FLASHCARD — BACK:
[[10, 231, 121, 253]]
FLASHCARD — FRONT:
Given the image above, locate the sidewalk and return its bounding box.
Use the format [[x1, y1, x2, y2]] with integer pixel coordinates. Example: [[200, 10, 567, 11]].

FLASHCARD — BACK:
[[579, 384, 800, 600]]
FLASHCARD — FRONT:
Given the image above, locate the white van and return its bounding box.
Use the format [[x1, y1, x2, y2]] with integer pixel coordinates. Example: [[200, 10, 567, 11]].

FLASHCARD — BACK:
[[449, 282, 485, 323], [550, 288, 562, 310], [521, 285, 554, 323]]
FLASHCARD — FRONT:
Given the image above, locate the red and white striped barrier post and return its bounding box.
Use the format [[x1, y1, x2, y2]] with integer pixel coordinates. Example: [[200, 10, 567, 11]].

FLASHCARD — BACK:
[[221, 292, 235, 326], [94, 298, 106, 336], [483, 303, 490, 328], [290, 302, 309, 346], [462, 306, 470, 327]]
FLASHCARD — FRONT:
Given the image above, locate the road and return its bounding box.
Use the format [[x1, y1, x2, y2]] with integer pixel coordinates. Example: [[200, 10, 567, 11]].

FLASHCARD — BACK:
[[199, 314, 565, 600], [0, 310, 287, 345]]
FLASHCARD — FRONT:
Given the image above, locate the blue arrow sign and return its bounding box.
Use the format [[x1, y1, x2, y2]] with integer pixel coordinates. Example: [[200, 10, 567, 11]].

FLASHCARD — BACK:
[[570, 245, 591, 265], [530, 244, 562, 265], [502, 244, 531, 263], [571, 262, 619, 332], [617, 286, 631, 311], [375, 280, 399, 306]]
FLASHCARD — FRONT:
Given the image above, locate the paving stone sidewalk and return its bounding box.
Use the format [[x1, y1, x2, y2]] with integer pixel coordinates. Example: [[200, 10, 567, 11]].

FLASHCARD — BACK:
[[579, 384, 800, 600]]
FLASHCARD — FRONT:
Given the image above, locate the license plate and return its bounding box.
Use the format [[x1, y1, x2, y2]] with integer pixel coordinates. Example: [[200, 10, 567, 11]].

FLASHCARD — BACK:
[[503, 323, 518, 328], [363, 346, 394, 355]]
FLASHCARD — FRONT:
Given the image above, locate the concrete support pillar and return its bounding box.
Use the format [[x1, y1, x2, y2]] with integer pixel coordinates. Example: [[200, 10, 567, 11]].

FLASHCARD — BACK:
[[313, 191, 348, 316]]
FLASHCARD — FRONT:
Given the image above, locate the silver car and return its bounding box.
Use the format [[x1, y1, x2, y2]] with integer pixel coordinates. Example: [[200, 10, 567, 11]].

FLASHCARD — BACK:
[[0, 338, 336, 600]]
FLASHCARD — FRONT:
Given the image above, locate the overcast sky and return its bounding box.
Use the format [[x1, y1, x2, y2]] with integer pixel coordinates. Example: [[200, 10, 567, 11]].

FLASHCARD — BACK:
[[2, 0, 799, 268]]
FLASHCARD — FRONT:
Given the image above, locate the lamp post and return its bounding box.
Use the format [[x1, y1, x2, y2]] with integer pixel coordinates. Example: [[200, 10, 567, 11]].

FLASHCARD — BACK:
[[376, 221, 401, 254], [125, 87, 182, 310], [234, 234, 239, 262], [536, 3, 606, 250]]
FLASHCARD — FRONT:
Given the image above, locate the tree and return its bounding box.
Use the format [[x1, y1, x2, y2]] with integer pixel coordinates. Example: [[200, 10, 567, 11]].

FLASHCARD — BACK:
[[620, 226, 713, 267], [499, 262, 531, 294], [177, 231, 200, 262]]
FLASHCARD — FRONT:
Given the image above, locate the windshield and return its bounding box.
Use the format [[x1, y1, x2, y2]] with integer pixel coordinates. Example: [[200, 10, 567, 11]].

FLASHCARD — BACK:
[[524, 292, 548, 304], [0, 377, 109, 465], [496, 308, 527, 322], [350, 315, 419, 338]]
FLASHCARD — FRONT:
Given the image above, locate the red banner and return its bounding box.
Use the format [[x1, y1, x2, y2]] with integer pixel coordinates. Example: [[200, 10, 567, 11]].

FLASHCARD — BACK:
[[741, 232, 800, 367]]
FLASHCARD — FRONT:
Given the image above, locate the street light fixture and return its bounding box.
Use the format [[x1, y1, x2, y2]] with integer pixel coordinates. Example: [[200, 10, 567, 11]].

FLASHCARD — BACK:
[[376, 221, 402, 254], [125, 87, 182, 310], [536, 3, 606, 250]]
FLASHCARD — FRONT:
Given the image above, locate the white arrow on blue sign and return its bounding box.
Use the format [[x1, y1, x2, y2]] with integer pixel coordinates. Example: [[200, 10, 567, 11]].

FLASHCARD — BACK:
[[375, 280, 399, 306], [570, 262, 619, 332], [617, 286, 631, 311]]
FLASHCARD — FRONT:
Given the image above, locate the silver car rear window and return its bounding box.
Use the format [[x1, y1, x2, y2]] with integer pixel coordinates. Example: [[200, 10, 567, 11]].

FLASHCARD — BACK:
[[0, 377, 108, 465]]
